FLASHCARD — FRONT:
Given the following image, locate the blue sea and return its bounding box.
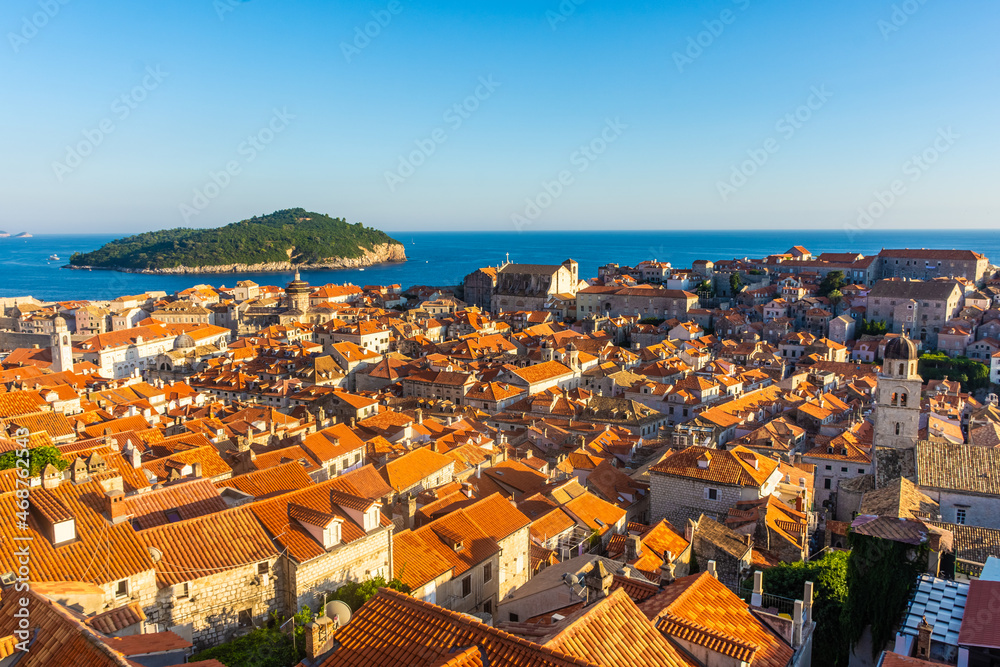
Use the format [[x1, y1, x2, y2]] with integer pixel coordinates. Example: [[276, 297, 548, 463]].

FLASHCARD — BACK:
[[1, 230, 998, 302]]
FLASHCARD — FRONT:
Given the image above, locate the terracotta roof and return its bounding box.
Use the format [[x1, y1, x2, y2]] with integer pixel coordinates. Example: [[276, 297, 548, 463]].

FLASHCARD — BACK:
[[138, 506, 278, 587], [215, 461, 315, 499], [544, 588, 697, 667], [122, 478, 228, 529], [639, 572, 793, 667], [0, 480, 154, 585], [381, 446, 454, 492], [0, 588, 136, 666], [651, 446, 778, 488], [84, 601, 146, 634], [958, 580, 1000, 648], [311, 587, 598, 667], [105, 631, 192, 655], [916, 441, 1000, 495], [859, 477, 938, 520]]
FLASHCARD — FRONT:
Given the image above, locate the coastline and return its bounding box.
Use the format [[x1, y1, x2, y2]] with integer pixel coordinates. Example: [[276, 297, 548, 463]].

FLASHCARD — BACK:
[[64, 242, 407, 275]]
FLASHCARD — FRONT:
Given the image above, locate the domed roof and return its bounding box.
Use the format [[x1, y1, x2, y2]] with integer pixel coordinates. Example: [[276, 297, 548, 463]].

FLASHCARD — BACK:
[[884, 337, 918, 361]]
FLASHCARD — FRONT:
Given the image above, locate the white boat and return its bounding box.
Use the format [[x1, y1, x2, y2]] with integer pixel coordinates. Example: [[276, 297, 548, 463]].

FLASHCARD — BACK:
[[48, 254, 60, 261]]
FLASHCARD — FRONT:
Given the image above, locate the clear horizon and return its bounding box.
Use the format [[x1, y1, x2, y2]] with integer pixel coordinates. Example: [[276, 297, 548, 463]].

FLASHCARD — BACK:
[[2, 1, 997, 233]]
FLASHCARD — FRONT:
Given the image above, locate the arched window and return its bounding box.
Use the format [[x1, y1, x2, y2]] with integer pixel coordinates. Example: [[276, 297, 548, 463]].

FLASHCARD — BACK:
[[891, 392, 899, 406], [895, 423, 901, 436], [898, 362, 905, 375], [900, 393, 907, 407]]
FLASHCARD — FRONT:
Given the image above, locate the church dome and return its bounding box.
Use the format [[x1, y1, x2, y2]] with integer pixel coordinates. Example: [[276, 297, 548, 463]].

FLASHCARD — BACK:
[[884, 337, 918, 361]]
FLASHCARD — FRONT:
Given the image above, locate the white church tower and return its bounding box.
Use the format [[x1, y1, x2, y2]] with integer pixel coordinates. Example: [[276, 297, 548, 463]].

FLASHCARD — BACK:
[[874, 336, 922, 450], [50, 316, 73, 373]]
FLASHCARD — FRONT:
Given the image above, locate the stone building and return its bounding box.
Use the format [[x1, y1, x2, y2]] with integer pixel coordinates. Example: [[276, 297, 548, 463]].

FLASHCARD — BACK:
[[491, 260, 580, 313], [576, 285, 698, 320], [877, 249, 989, 285], [865, 280, 963, 346], [874, 337, 922, 451], [648, 446, 782, 529]]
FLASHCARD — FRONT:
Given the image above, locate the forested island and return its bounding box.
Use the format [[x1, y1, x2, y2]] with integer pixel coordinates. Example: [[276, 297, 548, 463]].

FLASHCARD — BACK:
[[68, 208, 406, 273]]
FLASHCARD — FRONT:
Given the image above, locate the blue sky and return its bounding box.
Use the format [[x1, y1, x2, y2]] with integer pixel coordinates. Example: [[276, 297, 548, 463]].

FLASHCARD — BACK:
[[1, 0, 997, 233]]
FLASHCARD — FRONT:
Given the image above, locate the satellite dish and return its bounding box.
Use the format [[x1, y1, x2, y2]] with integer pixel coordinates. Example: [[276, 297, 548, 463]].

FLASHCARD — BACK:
[[325, 600, 352, 627]]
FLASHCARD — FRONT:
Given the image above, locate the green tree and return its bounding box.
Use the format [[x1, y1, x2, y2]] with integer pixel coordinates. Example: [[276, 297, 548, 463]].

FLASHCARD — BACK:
[[844, 532, 928, 659], [819, 271, 846, 298], [827, 289, 843, 315], [189, 606, 313, 667], [762, 552, 849, 667], [329, 576, 411, 611], [729, 272, 743, 295], [0, 446, 68, 477], [918, 353, 990, 392]]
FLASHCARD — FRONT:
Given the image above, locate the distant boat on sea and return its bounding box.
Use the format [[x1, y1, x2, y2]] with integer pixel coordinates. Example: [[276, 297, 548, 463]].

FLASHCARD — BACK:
[[48, 254, 60, 261]]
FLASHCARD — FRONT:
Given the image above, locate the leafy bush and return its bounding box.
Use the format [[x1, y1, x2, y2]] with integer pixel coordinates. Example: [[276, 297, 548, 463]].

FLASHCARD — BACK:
[[329, 576, 411, 612], [919, 352, 990, 392], [189, 607, 312, 667], [70, 208, 402, 270], [0, 446, 68, 477], [762, 552, 849, 667]]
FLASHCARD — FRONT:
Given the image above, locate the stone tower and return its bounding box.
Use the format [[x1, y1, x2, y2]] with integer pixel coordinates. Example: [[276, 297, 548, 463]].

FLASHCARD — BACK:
[[874, 337, 922, 449], [50, 316, 73, 373], [285, 268, 312, 315]]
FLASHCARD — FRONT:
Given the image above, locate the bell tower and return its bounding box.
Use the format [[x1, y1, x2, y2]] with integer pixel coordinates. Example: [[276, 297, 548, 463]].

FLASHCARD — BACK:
[[50, 316, 73, 373], [874, 337, 922, 450]]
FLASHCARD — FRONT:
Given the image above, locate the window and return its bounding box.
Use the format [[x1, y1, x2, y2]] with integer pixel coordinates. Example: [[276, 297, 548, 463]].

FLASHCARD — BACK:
[[177, 582, 189, 599], [483, 600, 492, 615], [483, 563, 493, 583], [462, 576, 472, 598], [858, 468, 865, 474], [258, 562, 269, 576], [825, 465, 832, 471], [115, 580, 129, 598], [824, 479, 832, 490], [238, 609, 253, 627], [165, 509, 182, 523], [705, 488, 719, 501], [956, 508, 967, 525], [509, 613, 520, 623], [841, 467, 848, 473]]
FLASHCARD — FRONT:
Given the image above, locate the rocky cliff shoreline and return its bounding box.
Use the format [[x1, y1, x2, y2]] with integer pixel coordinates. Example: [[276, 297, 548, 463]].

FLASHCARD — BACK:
[[67, 242, 406, 275]]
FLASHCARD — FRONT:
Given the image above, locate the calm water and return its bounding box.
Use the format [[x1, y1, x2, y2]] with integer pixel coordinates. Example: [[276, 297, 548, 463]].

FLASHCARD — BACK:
[[1, 230, 998, 302]]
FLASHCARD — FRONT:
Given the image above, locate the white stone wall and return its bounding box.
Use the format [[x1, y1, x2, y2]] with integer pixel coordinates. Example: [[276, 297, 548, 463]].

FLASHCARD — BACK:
[[144, 559, 279, 649], [650, 474, 746, 527], [288, 525, 392, 613], [497, 526, 530, 602]]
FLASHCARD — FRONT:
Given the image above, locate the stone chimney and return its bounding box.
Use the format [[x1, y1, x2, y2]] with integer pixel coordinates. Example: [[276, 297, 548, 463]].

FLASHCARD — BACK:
[[916, 617, 933, 660], [625, 535, 642, 562], [406, 495, 418, 530], [104, 488, 127, 522], [584, 561, 613, 602], [792, 600, 804, 648], [192, 462, 203, 478], [659, 551, 676, 587], [707, 560, 718, 579], [41, 463, 61, 490], [803, 581, 814, 625], [305, 614, 335, 660], [751, 570, 764, 607]]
